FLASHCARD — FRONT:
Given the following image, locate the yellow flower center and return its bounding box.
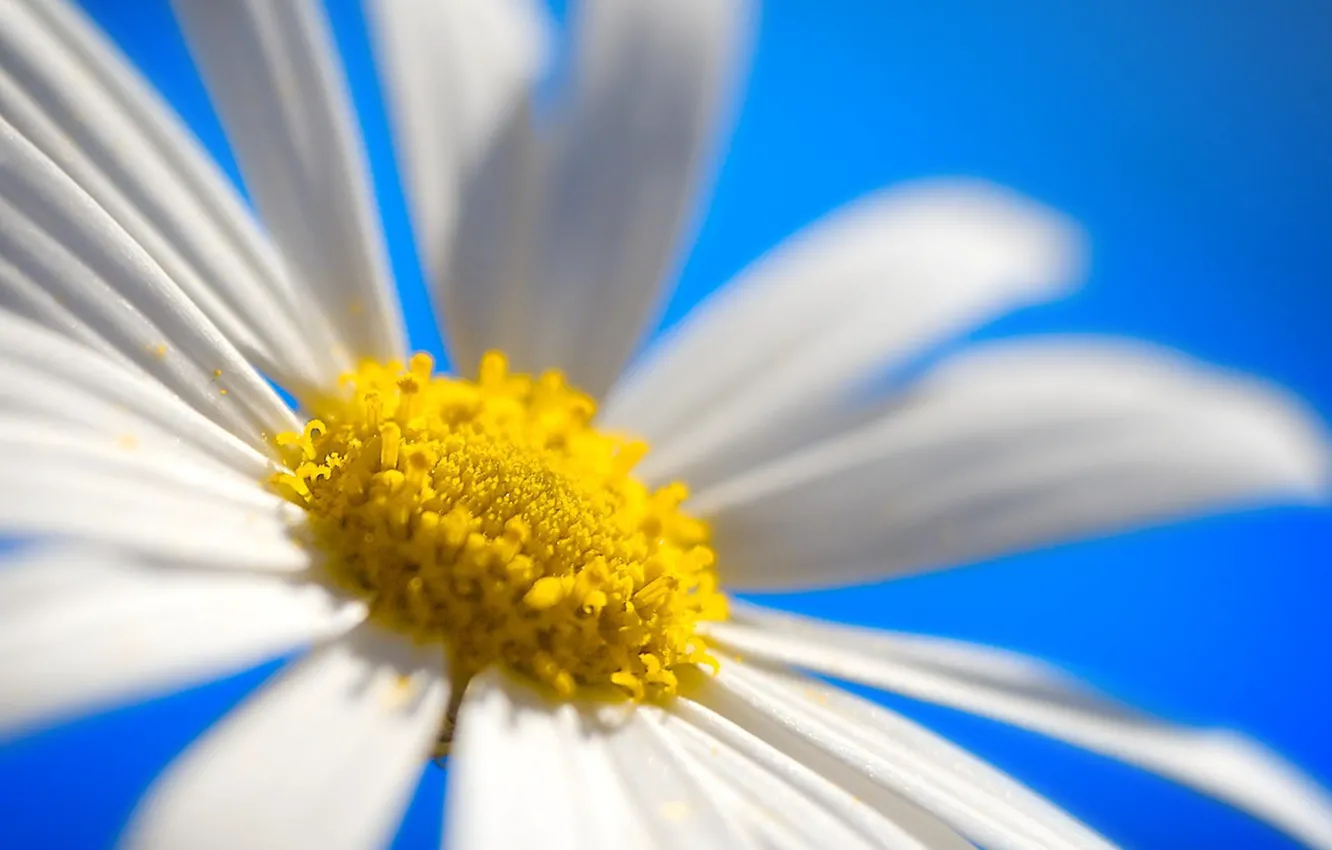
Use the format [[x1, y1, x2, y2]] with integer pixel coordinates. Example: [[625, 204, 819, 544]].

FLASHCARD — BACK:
[[272, 352, 726, 702]]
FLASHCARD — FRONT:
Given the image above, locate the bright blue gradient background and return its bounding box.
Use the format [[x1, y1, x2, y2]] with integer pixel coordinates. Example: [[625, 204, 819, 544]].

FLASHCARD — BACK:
[[2, 1, 1329, 848]]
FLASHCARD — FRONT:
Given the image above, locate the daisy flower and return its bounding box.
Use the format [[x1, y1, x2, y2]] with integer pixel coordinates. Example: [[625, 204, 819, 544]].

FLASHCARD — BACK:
[[0, 1, 1329, 849]]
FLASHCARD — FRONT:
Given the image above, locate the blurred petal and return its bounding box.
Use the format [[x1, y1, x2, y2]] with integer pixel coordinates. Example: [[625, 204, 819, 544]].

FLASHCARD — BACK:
[[531, 0, 752, 397], [366, 0, 548, 376], [706, 605, 1332, 850], [446, 670, 754, 850], [442, 109, 543, 377], [0, 0, 336, 389], [366, 0, 546, 233], [655, 705, 957, 850], [604, 180, 1084, 489], [0, 417, 309, 571], [0, 312, 269, 478], [0, 544, 363, 737], [172, 0, 405, 364], [126, 626, 447, 850], [695, 662, 1113, 850], [0, 116, 299, 445], [696, 338, 1329, 589]]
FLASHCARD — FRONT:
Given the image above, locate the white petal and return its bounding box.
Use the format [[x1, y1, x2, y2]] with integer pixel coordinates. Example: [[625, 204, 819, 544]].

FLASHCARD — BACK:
[[710, 661, 1115, 850], [172, 0, 405, 363], [670, 684, 973, 850], [0, 312, 270, 478], [9, 0, 343, 384], [0, 484, 308, 571], [0, 116, 299, 445], [0, 261, 126, 364], [0, 359, 244, 479], [0, 0, 335, 389], [706, 606, 1332, 850], [548, 702, 641, 849], [366, 0, 547, 377], [444, 670, 584, 850], [0, 543, 363, 737], [446, 671, 754, 850], [602, 181, 1084, 488], [0, 187, 251, 438], [531, 0, 752, 398], [0, 416, 309, 571], [0, 416, 276, 504], [441, 110, 544, 378], [126, 626, 448, 850], [366, 0, 546, 236], [650, 708, 922, 850], [696, 338, 1330, 589], [598, 704, 759, 849]]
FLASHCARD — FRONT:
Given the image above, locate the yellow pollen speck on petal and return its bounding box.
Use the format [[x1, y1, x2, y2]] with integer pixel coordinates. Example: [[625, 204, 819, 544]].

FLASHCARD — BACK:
[[148, 343, 167, 359], [659, 801, 693, 821], [381, 673, 420, 710], [271, 352, 727, 702]]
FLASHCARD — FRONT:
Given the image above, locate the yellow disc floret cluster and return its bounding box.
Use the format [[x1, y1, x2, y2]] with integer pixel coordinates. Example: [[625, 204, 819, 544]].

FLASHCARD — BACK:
[[272, 352, 726, 701]]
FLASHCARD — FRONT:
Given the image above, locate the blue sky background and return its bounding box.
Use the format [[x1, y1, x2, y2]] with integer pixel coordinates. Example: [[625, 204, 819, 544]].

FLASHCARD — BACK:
[[2, 1, 1329, 848]]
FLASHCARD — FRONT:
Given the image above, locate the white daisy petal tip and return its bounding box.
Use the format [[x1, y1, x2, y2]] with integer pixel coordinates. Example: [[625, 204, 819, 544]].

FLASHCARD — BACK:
[[940, 337, 1332, 504], [862, 177, 1090, 297], [1233, 390, 1332, 504], [600, 176, 1089, 486], [1189, 730, 1332, 850], [696, 334, 1332, 591], [1248, 389, 1332, 503]]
